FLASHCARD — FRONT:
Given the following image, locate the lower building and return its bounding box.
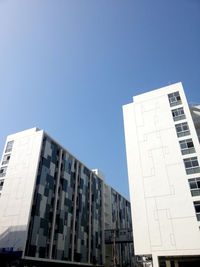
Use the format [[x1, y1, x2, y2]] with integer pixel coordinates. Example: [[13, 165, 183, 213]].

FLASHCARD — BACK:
[[0, 127, 134, 267]]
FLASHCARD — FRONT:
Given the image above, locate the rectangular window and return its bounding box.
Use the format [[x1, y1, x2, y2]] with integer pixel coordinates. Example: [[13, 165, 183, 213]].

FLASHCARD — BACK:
[[189, 178, 200, 196], [2, 154, 11, 165], [175, 122, 190, 137], [179, 139, 195, 155], [0, 167, 7, 177], [184, 157, 200, 174], [5, 141, 14, 153], [172, 107, 186, 121], [0, 179, 4, 191], [193, 201, 200, 221], [168, 91, 182, 107]]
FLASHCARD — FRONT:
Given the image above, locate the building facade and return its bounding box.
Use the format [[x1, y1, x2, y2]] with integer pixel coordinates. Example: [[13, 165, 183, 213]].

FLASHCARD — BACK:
[[104, 184, 134, 267], [0, 128, 134, 267], [123, 82, 200, 267]]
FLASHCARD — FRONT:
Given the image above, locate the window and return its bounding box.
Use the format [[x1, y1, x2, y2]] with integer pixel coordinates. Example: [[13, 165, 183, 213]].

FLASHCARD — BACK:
[[5, 141, 14, 153], [189, 178, 200, 196], [2, 154, 11, 165], [175, 122, 190, 137], [184, 157, 200, 174], [172, 107, 185, 121], [0, 167, 7, 177], [179, 139, 195, 155], [194, 201, 200, 221], [0, 179, 4, 191], [168, 91, 182, 107]]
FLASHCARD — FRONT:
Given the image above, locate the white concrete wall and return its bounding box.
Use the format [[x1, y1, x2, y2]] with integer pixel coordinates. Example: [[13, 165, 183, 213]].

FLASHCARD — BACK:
[[123, 83, 200, 260], [0, 128, 43, 252]]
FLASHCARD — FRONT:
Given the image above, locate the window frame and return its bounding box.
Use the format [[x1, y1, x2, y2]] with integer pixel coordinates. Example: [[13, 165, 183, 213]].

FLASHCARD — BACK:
[[189, 178, 200, 196], [171, 107, 186, 121], [0, 166, 7, 177], [5, 141, 14, 153], [175, 122, 190, 137], [0, 179, 4, 191], [194, 201, 200, 221], [179, 139, 195, 155], [168, 91, 182, 107], [2, 154, 11, 165], [184, 157, 200, 175]]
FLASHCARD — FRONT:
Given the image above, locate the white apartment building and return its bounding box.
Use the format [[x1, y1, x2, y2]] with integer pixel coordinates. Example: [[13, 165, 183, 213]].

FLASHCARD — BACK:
[[123, 82, 200, 267]]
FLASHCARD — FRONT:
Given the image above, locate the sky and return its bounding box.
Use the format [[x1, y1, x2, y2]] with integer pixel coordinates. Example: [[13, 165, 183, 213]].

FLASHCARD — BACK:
[[0, 0, 200, 200]]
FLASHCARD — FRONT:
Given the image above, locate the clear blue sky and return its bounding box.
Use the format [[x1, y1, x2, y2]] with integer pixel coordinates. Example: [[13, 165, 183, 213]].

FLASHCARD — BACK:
[[0, 0, 199, 199]]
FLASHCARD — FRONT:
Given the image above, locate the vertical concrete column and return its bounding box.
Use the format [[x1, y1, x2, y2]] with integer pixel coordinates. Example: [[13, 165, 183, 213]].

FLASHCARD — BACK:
[[166, 260, 171, 267], [88, 171, 92, 264], [49, 149, 63, 259], [71, 160, 79, 262], [124, 201, 130, 266], [127, 243, 130, 265], [174, 261, 179, 267], [116, 194, 122, 267], [152, 254, 159, 267], [22, 132, 44, 258], [101, 179, 105, 265], [125, 200, 127, 229]]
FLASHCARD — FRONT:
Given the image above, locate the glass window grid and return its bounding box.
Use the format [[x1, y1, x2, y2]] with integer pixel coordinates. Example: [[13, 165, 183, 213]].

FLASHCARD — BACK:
[[168, 91, 182, 107], [5, 141, 14, 153], [184, 157, 200, 175], [172, 107, 185, 121], [175, 122, 190, 137], [189, 178, 200, 196], [0, 179, 4, 191], [0, 167, 7, 177], [194, 201, 200, 221], [179, 139, 195, 155], [2, 154, 11, 165], [197, 214, 200, 221]]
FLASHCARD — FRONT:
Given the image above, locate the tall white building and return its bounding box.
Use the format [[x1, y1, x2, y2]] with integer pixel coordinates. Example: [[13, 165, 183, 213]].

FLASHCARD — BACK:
[[123, 82, 200, 267]]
